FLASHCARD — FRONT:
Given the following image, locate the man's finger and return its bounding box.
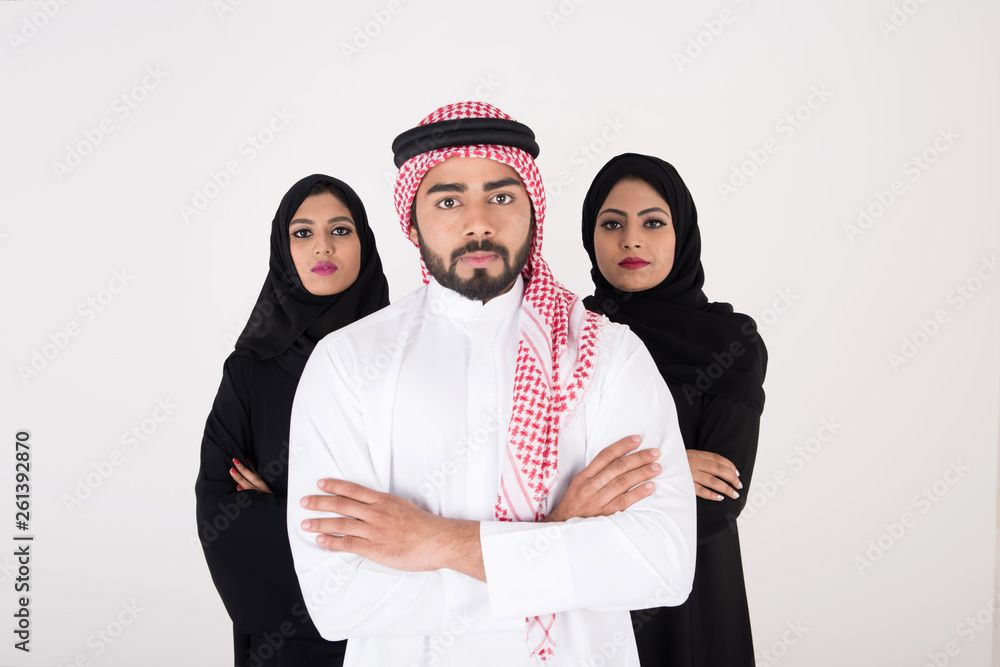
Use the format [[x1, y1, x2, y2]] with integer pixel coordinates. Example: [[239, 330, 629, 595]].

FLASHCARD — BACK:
[[605, 481, 656, 513], [581, 435, 643, 479], [590, 448, 660, 493], [598, 462, 661, 500], [317, 478, 383, 503], [301, 516, 366, 537], [314, 534, 371, 556], [300, 493, 378, 520]]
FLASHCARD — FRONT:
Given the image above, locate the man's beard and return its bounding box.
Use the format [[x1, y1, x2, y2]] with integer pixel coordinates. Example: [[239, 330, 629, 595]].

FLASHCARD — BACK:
[[416, 228, 531, 302]]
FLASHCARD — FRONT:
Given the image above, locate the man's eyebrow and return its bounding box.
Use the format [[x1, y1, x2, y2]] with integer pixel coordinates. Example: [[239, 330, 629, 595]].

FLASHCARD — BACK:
[[638, 207, 670, 217], [426, 182, 466, 195], [484, 178, 523, 191]]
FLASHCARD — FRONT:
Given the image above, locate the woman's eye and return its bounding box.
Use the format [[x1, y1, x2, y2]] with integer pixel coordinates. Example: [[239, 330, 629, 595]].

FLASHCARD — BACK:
[[332, 226, 353, 236], [645, 219, 666, 229], [291, 228, 311, 238], [600, 220, 622, 230]]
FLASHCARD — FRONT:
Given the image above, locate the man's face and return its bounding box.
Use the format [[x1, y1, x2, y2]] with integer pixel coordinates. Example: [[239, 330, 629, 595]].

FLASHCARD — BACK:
[[410, 157, 533, 302]]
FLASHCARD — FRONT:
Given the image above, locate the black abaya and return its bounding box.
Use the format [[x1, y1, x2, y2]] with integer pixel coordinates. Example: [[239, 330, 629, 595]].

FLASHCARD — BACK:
[[581, 154, 766, 667], [194, 174, 389, 666], [629, 386, 759, 666], [196, 352, 347, 666]]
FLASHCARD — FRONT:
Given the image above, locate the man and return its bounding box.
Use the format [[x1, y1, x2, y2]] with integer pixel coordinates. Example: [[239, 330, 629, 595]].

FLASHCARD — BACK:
[[287, 102, 696, 666]]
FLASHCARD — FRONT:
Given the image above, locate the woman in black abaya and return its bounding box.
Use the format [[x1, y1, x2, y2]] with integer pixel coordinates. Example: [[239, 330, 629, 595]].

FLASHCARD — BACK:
[[581, 154, 767, 667], [195, 174, 389, 666]]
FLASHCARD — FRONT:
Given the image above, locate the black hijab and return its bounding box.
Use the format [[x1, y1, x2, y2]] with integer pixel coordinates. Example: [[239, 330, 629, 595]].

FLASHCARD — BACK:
[[232, 174, 390, 377], [581, 154, 766, 412]]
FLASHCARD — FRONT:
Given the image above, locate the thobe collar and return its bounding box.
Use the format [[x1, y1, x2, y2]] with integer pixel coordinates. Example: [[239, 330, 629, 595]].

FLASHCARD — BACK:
[[426, 274, 525, 322]]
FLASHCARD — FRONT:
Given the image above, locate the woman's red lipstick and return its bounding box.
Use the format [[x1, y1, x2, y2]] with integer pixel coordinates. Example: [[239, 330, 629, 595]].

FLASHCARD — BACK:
[[312, 261, 338, 275], [619, 257, 650, 270]]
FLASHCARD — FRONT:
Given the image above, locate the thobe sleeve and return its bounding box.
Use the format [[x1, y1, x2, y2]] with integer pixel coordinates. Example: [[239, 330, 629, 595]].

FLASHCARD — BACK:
[[286, 339, 508, 641], [479, 326, 698, 620], [194, 356, 319, 636], [690, 395, 761, 545]]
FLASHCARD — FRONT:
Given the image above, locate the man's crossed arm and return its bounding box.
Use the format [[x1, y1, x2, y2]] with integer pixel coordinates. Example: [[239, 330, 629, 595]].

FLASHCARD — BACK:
[[298, 435, 663, 582]]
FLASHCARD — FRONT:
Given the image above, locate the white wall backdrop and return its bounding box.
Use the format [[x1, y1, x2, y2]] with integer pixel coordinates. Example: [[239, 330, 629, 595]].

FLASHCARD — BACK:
[[1, 1, 997, 665]]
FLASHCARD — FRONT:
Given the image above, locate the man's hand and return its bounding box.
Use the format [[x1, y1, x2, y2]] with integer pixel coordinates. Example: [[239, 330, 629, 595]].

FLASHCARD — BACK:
[[300, 479, 485, 581], [687, 450, 741, 501], [544, 435, 661, 523]]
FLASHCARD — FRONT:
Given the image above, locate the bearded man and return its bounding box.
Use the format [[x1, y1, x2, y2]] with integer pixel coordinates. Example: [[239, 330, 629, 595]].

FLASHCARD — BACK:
[[287, 102, 696, 666]]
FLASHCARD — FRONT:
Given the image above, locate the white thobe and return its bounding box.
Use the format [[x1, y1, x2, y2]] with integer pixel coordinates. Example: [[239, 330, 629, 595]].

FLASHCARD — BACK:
[[287, 275, 696, 667]]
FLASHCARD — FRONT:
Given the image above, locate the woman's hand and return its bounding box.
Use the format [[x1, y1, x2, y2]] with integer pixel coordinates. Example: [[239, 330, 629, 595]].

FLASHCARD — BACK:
[[230, 458, 272, 494], [543, 435, 661, 523], [687, 449, 741, 501]]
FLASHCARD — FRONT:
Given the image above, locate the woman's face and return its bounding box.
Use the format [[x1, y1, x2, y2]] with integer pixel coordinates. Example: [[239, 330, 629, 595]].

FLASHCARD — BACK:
[[593, 177, 676, 293], [288, 193, 362, 296]]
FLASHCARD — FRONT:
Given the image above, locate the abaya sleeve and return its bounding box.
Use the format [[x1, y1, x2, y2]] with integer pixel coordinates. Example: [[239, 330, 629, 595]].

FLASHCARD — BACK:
[[194, 356, 319, 637], [686, 394, 760, 545]]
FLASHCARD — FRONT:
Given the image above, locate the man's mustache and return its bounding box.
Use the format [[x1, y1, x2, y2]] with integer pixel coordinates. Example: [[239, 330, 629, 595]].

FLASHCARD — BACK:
[[450, 239, 510, 265]]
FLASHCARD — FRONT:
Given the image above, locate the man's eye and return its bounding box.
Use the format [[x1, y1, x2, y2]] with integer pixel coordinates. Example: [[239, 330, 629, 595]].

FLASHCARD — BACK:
[[494, 193, 510, 204], [439, 198, 457, 209]]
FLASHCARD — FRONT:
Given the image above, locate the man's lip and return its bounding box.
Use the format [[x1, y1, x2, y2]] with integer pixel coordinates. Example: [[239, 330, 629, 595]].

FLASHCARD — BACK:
[[312, 262, 338, 275], [459, 253, 498, 266], [619, 257, 650, 269]]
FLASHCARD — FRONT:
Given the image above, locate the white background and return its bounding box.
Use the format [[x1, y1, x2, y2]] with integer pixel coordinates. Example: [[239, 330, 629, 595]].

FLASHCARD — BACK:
[[1, 1, 997, 665]]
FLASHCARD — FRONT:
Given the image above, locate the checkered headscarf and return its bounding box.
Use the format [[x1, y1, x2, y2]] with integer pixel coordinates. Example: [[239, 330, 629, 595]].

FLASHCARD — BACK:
[[393, 102, 605, 661]]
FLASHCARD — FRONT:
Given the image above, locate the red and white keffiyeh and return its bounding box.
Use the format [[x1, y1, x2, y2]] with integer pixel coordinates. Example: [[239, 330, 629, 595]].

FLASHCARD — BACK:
[[393, 102, 605, 662]]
